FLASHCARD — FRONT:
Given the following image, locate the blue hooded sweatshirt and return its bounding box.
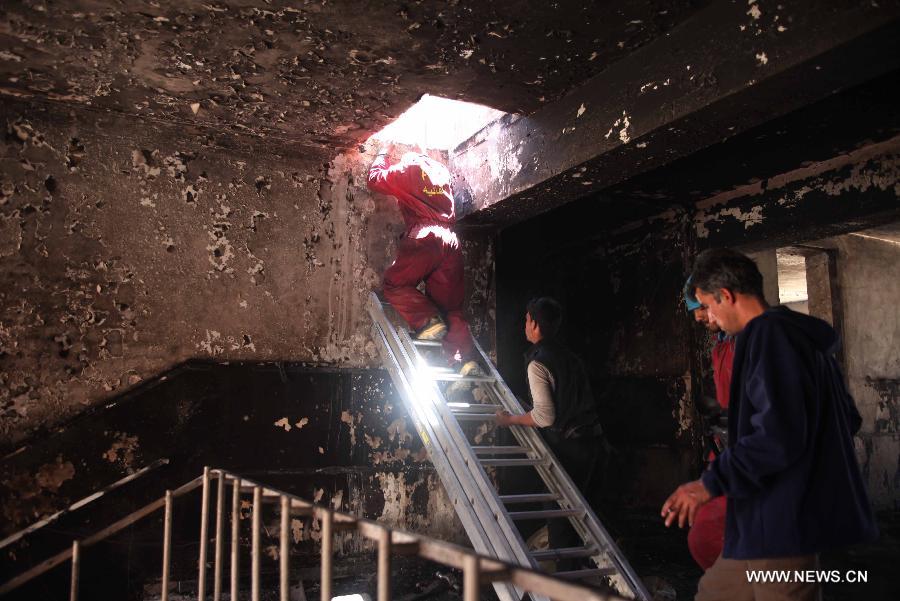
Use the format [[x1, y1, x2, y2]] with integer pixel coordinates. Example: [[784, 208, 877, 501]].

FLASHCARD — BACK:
[[701, 306, 879, 559]]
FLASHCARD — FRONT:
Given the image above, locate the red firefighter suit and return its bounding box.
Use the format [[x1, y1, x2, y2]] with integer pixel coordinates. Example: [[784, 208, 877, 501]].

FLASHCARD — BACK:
[[688, 333, 736, 570], [367, 151, 474, 361]]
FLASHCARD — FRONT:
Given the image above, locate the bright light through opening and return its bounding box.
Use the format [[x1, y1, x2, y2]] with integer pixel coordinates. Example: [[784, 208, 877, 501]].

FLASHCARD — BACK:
[[776, 249, 808, 305], [368, 94, 507, 151]]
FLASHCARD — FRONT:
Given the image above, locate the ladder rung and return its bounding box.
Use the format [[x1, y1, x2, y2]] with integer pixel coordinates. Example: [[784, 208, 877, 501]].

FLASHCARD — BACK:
[[429, 373, 496, 382], [531, 546, 597, 561], [553, 567, 618, 580], [454, 413, 497, 421], [411, 339, 443, 347], [427, 366, 455, 373], [449, 404, 500, 413], [507, 508, 584, 521], [472, 446, 528, 455], [499, 493, 558, 504], [479, 458, 543, 468]]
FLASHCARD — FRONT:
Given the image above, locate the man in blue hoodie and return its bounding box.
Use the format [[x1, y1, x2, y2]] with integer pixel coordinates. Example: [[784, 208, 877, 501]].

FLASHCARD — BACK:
[[662, 248, 878, 601]]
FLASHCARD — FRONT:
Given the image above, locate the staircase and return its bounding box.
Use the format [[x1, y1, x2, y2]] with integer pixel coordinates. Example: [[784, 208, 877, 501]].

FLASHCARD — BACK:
[[1, 467, 630, 601]]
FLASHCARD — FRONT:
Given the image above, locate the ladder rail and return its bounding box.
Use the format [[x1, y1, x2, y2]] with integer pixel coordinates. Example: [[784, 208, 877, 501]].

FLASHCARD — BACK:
[[391, 325, 544, 570], [372, 299, 538, 570], [369, 306, 527, 601], [381, 299, 540, 559], [480, 364, 642, 597], [370, 325, 513, 560]]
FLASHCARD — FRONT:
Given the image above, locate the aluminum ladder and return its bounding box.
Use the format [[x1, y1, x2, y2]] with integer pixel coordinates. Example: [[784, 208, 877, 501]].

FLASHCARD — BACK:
[[367, 293, 650, 601]]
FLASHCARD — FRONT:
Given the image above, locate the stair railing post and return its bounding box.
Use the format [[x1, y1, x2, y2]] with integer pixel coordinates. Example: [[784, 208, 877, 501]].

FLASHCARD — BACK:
[[463, 554, 480, 601], [230, 479, 240, 601], [252, 486, 261, 601], [69, 540, 80, 601], [213, 472, 225, 601], [377, 527, 392, 601], [320, 509, 333, 601], [280, 495, 290, 601], [161, 490, 173, 601], [198, 467, 211, 600]]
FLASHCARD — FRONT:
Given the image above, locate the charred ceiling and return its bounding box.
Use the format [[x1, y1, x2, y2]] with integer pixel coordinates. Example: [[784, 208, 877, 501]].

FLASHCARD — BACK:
[[494, 69, 900, 248], [452, 2, 900, 228], [602, 69, 900, 208], [0, 0, 705, 154]]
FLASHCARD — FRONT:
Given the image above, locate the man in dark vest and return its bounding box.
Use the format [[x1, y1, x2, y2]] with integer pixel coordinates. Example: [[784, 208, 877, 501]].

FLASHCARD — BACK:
[[494, 297, 605, 570]]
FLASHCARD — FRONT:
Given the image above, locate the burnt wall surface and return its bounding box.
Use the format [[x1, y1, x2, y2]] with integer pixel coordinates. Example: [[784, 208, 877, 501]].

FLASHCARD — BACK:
[[496, 206, 701, 510], [695, 137, 900, 252], [0, 99, 496, 452], [803, 228, 900, 510], [1, 362, 463, 600], [0, 98, 389, 449]]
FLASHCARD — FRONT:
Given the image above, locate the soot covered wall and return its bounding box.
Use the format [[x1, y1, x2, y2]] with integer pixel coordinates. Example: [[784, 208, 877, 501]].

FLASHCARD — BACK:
[[0, 99, 401, 450], [0, 99, 496, 447]]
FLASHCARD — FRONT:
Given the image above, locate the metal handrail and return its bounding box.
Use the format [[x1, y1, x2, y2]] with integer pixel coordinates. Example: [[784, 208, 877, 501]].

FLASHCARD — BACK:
[[0, 467, 628, 601], [0, 472, 203, 596], [0, 457, 169, 550]]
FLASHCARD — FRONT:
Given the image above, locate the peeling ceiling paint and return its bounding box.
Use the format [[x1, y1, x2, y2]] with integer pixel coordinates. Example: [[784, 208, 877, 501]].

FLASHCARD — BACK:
[[0, 0, 705, 151]]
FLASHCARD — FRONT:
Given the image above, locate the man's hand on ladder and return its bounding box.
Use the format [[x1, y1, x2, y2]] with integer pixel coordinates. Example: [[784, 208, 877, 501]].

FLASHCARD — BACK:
[[494, 410, 538, 428]]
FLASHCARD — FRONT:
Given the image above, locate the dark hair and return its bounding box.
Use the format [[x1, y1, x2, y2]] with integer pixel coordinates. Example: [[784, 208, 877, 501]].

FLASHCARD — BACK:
[[526, 297, 563, 339], [690, 248, 765, 301]]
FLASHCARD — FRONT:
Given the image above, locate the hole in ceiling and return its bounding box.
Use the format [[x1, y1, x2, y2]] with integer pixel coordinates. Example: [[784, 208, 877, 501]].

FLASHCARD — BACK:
[[368, 94, 508, 151]]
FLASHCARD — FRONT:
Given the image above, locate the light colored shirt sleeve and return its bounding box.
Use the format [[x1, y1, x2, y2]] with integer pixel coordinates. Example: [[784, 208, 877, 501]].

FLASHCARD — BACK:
[[527, 361, 556, 428]]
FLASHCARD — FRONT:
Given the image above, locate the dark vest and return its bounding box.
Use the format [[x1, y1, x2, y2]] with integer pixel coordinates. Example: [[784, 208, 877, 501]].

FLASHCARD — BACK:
[[526, 340, 601, 440]]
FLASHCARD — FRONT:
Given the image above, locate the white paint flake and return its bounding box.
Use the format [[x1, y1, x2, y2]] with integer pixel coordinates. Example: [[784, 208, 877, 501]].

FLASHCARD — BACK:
[[748, 3, 761, 20], [197, 330, 224, 355], [756, 52, 769, 66], [0, 50, 24, 62], [695, 205, 766, 238], [604, 110, 632, 144], [576, 103, 586, 118], [274, 417, 292, 431]]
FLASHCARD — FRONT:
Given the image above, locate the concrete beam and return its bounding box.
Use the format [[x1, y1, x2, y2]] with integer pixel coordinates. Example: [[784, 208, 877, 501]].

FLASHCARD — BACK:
[[696, 135, 900, 250], [450, 1, 900, 227]]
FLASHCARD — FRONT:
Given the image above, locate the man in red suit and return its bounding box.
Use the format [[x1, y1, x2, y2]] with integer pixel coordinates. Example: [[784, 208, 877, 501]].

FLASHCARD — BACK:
[[367, 144, 479, 382], [684, 277, 735, 570]]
